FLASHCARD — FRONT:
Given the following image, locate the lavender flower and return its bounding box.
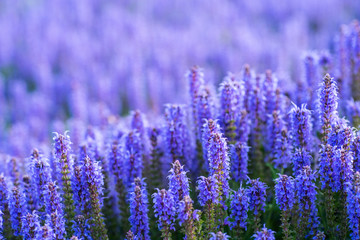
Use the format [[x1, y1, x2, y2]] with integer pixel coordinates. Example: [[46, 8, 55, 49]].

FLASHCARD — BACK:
[[8, 187, 26, 236], [253, 225, 276, 240], [219, 73, 242, 143], [168, 160, 190, 204], [80, 156, 108, 239], [352, 134, 360, 172], [53, 132, 75, 235], [247, 178, 267, 232], [266, 111, 291, 169], [275, 174, 295, 239], [163, 104, 192, 167], [187, 66, 205, 135], [318, 144, 341, 192], [152, 189, 176, 238], [230, 142, 249, 182], [202, 119, 221, 170], [264, 70, 278, 115], [30, 149, 52, 212], [289, 103, 313, 151], [229, 186, 249, 231], [346, 171, 360, 239], [318, 74, 338, 143], [236, 110, 251, 143], [208, 132, 231, 199], [177, 195, 199, 240], [292, 148, 313, 174], [197, 176, 219, 206], [21, 211, 41, 239], [129, 185, 150, 240], [209, 231, 230, 240], [39, 224, 53, 240], [275, 175, 295, 212], [346, 99, 360, 127], [124, 131, 144, 188], [196, 86, 215, 138], [296, 166, 320, 237], [44, 181, 66, 239], [197, 176, 219, 234]]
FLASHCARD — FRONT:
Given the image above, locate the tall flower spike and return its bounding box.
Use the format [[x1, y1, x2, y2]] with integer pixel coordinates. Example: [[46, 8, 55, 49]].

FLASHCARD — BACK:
[[129, 185, 150, 240], [318, 144, 341, 192], [124, 130, 144, 188], [196, 85, 215, 138], [163, 104, 192, 168], [230, 142, 249, 182], [44, 181, 66, 239], [39, 223, 53, 240], [187, 66, 205, 137], [275, 174, 295, 240], [229, 186, 249, 233], [352, 134, 360, 172], [236, 110, 251, 143], [8, 186, 26, 236], [266, 110, 291, 169], [197, 176, 218, 234], [296, 166, 320, 238], [253, 225, 276, 240], [197, 176, 219, 207], [289, 103, 313, 151], [168, 160, 190, 204], [242, 64, 253, 112], [81, 156, 108, 239], [208, 132, 231, 199], [152, 189, 176, 238], [147, 127, 164, 193], [0, 174, 11, 239], [209, 231, 230, 240], [264, 70, 278, 115], [346, 171, 360, 239], [22, 175, 35, 212], [21, 211, 41, 239], [30, 149, 52, 213], [219, 73, 242, 143], [292, 148, 312, 174], [318, 74, 338, 143], [202, 119, 221, 170], [177, 195, 199, 240], [247, 178, 267, 232], [53, 132, 75, 236]]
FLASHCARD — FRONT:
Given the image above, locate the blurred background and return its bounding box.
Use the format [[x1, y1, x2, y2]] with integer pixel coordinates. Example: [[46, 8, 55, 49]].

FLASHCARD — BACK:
[[0, 0, 359, 157]]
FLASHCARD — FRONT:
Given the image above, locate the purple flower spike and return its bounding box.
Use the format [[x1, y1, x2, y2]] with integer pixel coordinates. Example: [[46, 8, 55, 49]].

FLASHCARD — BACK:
[[209, 231, 230, 240], [289, 103, 313, 151], [21, 211, 41, 239], [229, 186, 249, 230], [230, 142, 249, 182], [197, 176, 219, 206], [187, 66, 205, 135], [275, 174, 295, 212], [247, 178, 267, 232], [8, 186, 26, 236], [292, 148, 312, 175], [346, 172, 360, 239], [296, 166, 320, 237], [129, 185, 150, 240], [168, 160, 190, 204], [163, 104, 192, 167], [208, 132, 230, 199], [318, 74, 339, 143], [152, 189, 176, 237], [253, 225, 276, 240]]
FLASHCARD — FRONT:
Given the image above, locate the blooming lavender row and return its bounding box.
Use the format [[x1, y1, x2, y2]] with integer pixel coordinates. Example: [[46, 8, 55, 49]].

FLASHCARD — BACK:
[[1, 17, 360, 240]]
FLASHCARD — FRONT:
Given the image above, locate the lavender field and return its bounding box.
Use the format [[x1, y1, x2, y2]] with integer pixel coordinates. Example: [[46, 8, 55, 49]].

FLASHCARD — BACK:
[[1, 0, 360, 239]]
